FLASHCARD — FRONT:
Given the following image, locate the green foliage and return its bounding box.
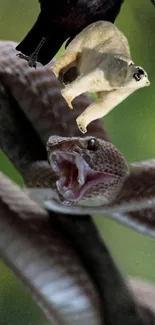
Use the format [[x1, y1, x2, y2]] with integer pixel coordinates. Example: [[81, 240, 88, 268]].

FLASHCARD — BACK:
[[0, 0, 155, 324]]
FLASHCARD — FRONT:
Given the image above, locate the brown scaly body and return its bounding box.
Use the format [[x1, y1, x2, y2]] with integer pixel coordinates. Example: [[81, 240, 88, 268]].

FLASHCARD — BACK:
[[1, 41, 155, 237], [0, 40, 155, 325]]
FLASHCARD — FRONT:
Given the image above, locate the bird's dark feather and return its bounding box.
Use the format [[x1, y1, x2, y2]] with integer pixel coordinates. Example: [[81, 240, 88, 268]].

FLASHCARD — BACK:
[[16, 0, 124, 65]]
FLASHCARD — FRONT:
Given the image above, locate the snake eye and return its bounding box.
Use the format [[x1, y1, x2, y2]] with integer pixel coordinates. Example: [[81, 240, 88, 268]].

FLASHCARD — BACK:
[[87, 138, 97, 150], [133, 68, 145, 81]]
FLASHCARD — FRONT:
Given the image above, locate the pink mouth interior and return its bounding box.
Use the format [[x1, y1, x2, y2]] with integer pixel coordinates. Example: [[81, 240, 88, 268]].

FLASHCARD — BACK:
[[50, 151, 116, 202]]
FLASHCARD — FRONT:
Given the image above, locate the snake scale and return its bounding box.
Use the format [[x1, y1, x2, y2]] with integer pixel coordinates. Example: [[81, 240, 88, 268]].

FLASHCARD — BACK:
[[0, 41, 155, 325]]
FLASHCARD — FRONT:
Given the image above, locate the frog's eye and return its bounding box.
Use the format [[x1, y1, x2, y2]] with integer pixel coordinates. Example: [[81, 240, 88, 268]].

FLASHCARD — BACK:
[[133, 68, 145, 81]]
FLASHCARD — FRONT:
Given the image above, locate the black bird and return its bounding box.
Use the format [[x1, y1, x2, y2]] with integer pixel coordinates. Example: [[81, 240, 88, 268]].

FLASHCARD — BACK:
[[16, 0, 125, 67], [16, 0, 155, 68]]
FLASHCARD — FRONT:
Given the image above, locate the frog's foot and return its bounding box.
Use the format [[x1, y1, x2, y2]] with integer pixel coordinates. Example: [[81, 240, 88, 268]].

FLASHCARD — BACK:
[[61, 89, 73, 109], [76, 116, 87, 134]]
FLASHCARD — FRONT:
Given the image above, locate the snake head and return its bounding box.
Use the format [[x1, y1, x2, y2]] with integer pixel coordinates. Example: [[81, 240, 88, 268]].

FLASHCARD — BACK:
[[47, 136, 128, 206]]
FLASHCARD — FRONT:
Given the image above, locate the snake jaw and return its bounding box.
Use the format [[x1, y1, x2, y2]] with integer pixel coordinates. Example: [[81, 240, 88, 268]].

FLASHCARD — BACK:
[[48, 151, 117, 203]]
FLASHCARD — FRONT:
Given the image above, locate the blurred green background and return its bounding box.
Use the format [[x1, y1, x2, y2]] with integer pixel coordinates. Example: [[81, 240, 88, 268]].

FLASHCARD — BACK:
[[0, 0, 155, 324]]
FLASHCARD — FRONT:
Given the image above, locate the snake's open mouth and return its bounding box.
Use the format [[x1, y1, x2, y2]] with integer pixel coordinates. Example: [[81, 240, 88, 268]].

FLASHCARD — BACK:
[[49, 151, 116, 202]]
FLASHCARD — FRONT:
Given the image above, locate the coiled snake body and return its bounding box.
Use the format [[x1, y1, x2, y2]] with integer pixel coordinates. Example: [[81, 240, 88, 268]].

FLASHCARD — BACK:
[[0, 41, 155, 325]]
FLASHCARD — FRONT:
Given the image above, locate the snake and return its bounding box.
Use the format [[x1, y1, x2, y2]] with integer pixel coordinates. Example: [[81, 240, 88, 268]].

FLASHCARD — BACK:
[[0, 41, 155, 237], [0, 41, 155, 324]]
